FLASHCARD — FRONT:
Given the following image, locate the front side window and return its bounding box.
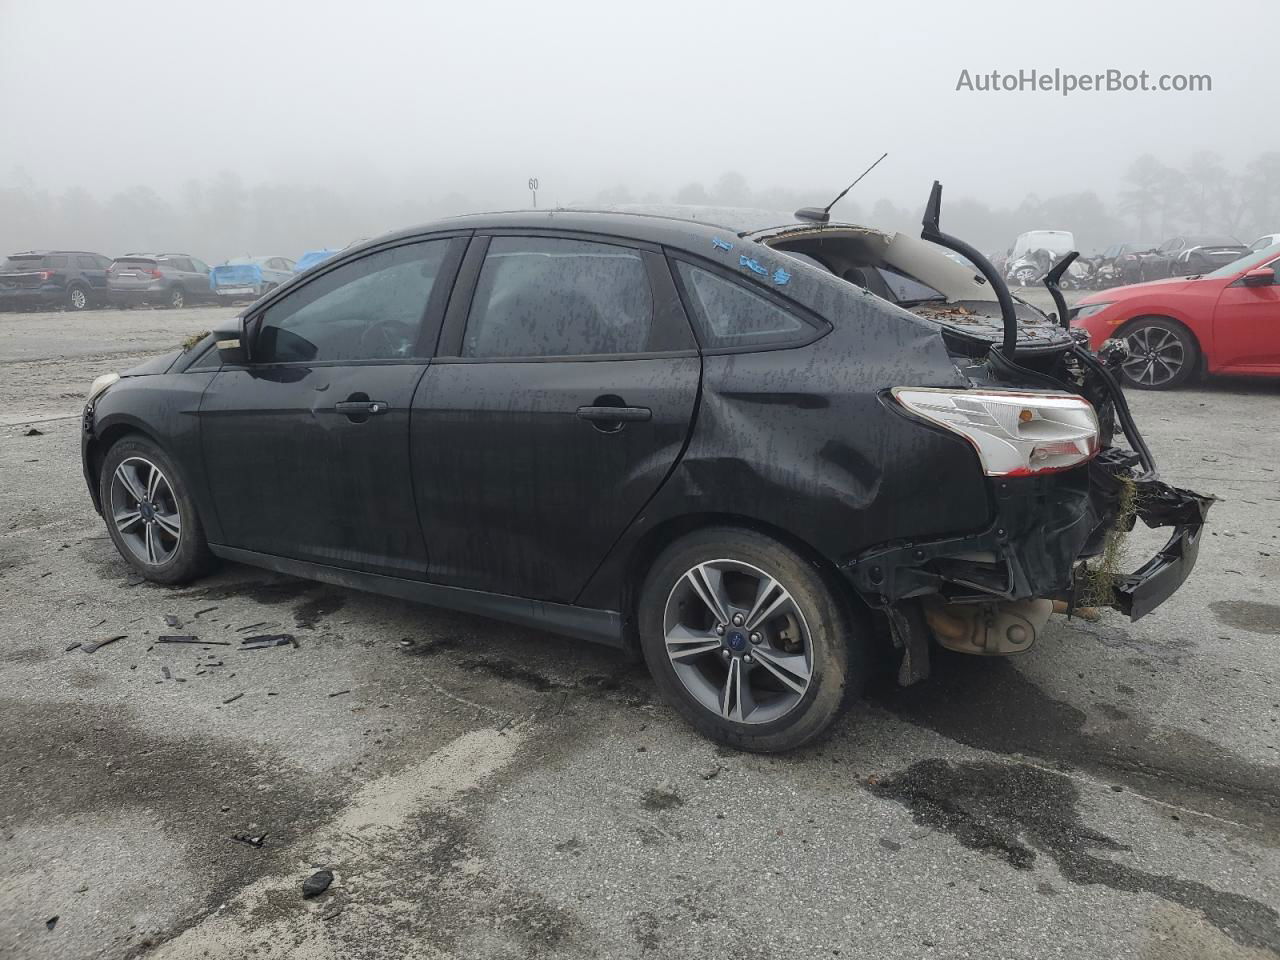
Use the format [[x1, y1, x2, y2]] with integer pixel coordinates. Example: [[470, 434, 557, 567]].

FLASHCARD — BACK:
[[463, 237, 654, 358], [255, 241, 447, 363], [675, 261, 814, 350]]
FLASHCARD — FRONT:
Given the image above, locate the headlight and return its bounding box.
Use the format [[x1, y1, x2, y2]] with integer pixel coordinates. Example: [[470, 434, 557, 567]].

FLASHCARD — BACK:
[[892, 387, 1099, 477], [87, 373, 120, 404], [1072, 302, 1113, 321]]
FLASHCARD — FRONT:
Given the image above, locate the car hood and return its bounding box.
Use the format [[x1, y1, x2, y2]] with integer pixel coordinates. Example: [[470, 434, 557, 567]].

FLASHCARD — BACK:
[[1077, 276, 1198, 305], [122, 350, 183, 377]]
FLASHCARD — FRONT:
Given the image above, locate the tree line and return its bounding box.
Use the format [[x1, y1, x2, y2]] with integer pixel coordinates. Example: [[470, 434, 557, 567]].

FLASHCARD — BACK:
[[3, 151, 1278, 263]]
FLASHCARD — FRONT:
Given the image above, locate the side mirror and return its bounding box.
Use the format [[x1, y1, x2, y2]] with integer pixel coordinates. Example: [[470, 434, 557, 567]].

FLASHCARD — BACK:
[[1241, 267, 1276, 287], [213, 320, 249, 365]]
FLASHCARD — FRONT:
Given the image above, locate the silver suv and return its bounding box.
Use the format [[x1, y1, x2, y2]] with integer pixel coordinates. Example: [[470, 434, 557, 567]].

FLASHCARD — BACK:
[[107, 254, 212, 309]]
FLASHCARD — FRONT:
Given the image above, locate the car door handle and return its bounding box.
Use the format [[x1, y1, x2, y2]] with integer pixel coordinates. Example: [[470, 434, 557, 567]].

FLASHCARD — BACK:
[[335, 400, 389, 417], [576, 405, 652, 423]]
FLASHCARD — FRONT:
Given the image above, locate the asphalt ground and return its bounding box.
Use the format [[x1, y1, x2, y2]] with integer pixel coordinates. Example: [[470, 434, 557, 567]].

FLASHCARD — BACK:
[[1, 302, 1277, 959]]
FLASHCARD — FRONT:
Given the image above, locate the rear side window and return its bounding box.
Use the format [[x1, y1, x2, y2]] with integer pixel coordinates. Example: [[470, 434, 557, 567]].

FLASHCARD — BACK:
[[255, 240, 448, 363], [674, 261, 814, 350], [463, 237, 654, 358], [77, 255, 97, 269], [44, 255, 68, 268]]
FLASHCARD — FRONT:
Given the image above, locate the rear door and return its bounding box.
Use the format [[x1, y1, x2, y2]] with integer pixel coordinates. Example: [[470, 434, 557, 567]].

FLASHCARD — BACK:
[[190, 257, 211, 298], [411, 234, 700, 602], [199, 236, 465, 577], [76, 254, 108, 296], [167, 257, 200, 296]]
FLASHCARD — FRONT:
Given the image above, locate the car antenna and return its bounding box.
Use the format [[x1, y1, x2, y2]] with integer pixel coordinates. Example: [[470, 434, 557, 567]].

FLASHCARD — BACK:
[[795, 152, 888, 224]]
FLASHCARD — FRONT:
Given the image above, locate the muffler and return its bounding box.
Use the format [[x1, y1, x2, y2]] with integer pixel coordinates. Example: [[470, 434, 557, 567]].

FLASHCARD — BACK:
[[923, 597, 1052, 655]]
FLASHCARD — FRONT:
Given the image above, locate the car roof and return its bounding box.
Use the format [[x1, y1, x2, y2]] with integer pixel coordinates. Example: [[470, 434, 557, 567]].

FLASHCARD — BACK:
[[347, 206, 876, 260], [1183, 235, 1242, 245], [8, 250, 102, 256]]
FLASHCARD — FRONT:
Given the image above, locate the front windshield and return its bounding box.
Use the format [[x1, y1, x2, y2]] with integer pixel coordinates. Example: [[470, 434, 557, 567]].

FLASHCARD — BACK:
[[1203, 243, 1280, 279]]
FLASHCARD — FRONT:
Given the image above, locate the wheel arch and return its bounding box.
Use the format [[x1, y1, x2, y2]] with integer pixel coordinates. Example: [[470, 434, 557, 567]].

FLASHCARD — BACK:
[[617, 511, 869, 654], [85, 422, 164, 509], [1115, 313, 1206, 371]]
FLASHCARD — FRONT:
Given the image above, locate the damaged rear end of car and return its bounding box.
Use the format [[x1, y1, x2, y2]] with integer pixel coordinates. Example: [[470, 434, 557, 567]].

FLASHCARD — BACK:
[[758, 183, 1213, 683]]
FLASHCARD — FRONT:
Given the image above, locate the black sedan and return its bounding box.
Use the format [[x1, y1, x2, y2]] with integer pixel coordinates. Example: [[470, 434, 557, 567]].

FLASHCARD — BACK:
[[81, 200, 1211, 751], [1140, 235, 1249, 279]]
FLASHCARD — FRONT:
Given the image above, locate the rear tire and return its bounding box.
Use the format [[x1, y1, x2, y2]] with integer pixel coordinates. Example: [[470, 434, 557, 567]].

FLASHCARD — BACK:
[[637, 527, 860, 753], [1118, 318, 1199, 390], [167, 287, 185, 309], [66, 285, 89, 311], [99, 435, 215, 585]]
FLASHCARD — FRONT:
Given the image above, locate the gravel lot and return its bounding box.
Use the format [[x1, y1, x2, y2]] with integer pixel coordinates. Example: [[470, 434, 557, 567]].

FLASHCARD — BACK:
[[2, 304, 1278, 960]]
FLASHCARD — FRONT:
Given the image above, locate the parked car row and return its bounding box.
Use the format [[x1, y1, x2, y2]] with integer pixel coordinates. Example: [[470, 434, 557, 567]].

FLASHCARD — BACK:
[[992, 231, 1278, 294], [0, 247, 343, 311]]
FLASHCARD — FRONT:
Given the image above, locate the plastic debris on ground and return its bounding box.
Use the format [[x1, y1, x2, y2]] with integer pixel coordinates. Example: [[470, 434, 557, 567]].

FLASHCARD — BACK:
[[82, 635, 126, 653], [302, 869, 333, 899]]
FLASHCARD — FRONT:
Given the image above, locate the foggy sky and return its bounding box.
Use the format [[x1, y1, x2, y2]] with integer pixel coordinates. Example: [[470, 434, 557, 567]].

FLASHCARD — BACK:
[[0, 0, 1270, 212]]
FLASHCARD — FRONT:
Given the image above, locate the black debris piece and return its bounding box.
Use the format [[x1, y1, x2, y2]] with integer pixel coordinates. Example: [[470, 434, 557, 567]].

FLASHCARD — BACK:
[[158, 635, 230, 646], [65, 642, 82, 652], [240, 634, 295, 650], [328, 690, 351, 698], [230, 833, 266, 848], [161, 666, 172, 680], [24, 426, 44, 437], [223, 693, 244, 705], [192, 607, 218, 618], [164, 614, 182, 628], [320, 904, 343, 921], [82, 635, 126, 654], [236, 622, 275, 633], [45, 915, 58, 931], [302, 869, 334, 899]]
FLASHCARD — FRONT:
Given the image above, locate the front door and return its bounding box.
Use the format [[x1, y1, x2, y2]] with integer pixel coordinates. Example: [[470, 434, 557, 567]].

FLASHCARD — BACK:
[[200, 236, 463, 577], [1213, 254, 1280, 371], [411, 235, 700, 602]]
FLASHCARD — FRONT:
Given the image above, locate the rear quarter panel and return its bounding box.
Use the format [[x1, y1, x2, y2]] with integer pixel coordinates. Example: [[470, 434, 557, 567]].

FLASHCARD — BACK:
[[576, 290, 992, 610]]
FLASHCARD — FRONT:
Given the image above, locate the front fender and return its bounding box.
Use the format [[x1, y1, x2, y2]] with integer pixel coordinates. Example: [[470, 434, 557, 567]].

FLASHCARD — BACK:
[[82, 372, 222, 540]]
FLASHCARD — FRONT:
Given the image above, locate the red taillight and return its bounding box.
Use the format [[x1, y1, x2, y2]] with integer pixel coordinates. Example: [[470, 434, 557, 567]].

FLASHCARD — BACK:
[[37, 270, 53, 281], [149, 268, 162, 279]]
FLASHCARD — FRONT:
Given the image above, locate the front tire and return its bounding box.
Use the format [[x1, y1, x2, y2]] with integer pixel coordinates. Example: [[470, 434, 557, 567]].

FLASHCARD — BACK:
[[638, 527, 859, 753], [1118, 318, 1199, 390], [99, 436, 215, 584]]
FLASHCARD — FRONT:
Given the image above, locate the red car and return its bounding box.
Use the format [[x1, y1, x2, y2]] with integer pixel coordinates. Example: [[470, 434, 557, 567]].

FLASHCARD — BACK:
[[1070, 243, 1280, 389]]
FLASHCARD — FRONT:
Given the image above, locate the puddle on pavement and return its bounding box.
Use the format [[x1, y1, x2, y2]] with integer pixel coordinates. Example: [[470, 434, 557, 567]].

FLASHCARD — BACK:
[[874, 759, 1280, 953], [292, 590, 346, 629], [1211, 600, 1280, 636], [874, 652, 1280, 835]]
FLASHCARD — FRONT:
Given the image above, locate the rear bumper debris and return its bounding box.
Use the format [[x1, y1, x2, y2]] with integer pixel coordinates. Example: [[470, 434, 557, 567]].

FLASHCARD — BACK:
[[842, 456, 1213, 622]]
